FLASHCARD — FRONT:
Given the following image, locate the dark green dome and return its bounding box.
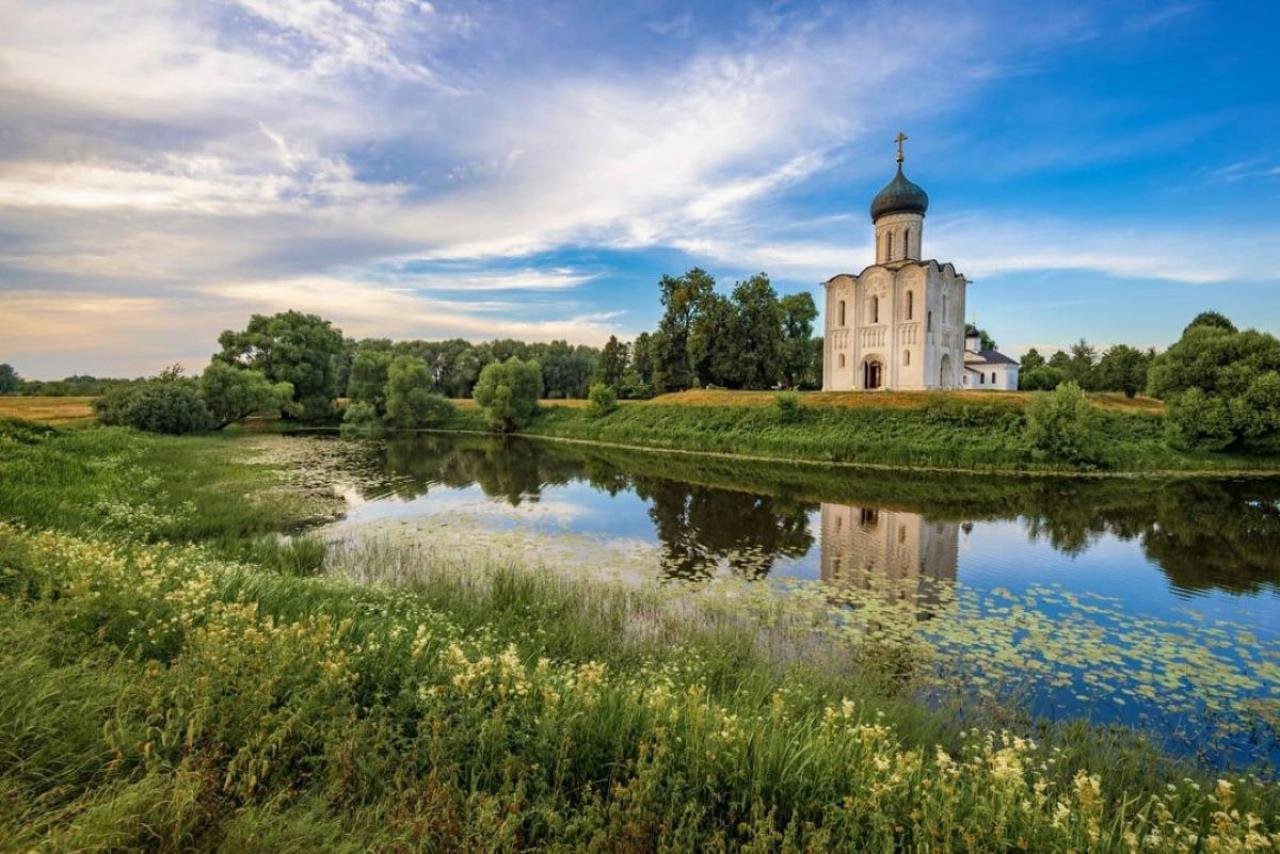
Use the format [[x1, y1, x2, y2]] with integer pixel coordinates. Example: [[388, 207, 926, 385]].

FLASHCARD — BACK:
[[869, 165, 929, 221]]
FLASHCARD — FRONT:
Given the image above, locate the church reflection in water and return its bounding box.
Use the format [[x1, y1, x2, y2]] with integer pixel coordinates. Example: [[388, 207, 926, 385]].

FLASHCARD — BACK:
[[820, 503, 959, 618]]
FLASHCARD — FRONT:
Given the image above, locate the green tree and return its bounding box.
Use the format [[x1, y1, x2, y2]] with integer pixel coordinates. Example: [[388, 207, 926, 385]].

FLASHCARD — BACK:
[[0, 363, 22, 394], [1020, 366, 1065, 391], [1094, 344, 1150, 398], [385, 356, 452, 429], [217, 311, 344, 421], [199, 361, 294, 429], [593, 335, 629, 391], [655, 268, 715, 392], [1024, 381, 1102, 467], [1150, 320, 1280, 451], [730, 273, 784, 389], [346, 348, 393, 414], [94, 367, 212, 435], [1020, 348, 1046, 373], [1065, 339, 1097, 389], [626, 332, 658, 399], [779, 292, 818, 389], [1183, 311, 1236, 335], [586, 382, 619, 417], [688, 292, 738, 387], [473, 357, 543, 432]]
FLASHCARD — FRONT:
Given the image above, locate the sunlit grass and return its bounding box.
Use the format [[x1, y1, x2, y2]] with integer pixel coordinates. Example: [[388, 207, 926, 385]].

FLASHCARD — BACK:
[[3, 524, 1278, 849]]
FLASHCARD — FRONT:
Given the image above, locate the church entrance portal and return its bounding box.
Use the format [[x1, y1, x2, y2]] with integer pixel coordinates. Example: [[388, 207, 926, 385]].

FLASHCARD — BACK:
[[863, 358, 883, 390]]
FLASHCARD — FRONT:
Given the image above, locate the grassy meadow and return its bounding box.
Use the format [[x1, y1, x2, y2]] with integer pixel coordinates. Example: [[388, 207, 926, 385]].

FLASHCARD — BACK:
[[1, 417, 1279, 848], [0, 395, 96, 426]]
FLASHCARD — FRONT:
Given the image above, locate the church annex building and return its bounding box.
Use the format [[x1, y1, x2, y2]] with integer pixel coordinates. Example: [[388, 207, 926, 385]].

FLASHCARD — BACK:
[[822, 135, 1018, 391]]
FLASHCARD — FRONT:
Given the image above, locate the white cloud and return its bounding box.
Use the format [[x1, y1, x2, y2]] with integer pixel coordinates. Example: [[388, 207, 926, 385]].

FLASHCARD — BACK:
[[202, 276, 626, 343]]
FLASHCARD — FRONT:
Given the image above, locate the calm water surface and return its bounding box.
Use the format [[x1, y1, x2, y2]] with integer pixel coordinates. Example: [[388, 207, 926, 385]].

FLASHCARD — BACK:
[[322, 433, 1280, 767]]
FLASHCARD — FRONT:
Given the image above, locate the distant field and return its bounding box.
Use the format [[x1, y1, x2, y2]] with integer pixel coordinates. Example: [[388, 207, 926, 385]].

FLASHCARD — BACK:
[[0, 396, 95, 425], [623, 388, 1165, 414]]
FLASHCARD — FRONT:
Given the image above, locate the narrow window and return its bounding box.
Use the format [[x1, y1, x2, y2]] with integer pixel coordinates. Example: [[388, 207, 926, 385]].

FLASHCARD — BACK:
[[906, 291, 914, 320], [838, 300, 846, 326], [887, 232, 894, 260], [898, 525, 906, 544], [942, 294, 948, 324], [870, 296, 879, 324], [903, 228, 910, 258], [991, 371, 997, 383], [838, 353, 846, 368], [903, 349, 910, 366], [979, 373, 985, 385], [927, 310, 933, 332]]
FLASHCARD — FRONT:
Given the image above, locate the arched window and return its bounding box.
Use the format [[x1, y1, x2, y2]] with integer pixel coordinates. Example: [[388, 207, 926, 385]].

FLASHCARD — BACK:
[[927, 310, 933, 332], [906, 291, 914, 320], [838, 300, 846, 326], [838, 353, 846, 368], [870, 295, 879, 324], [991, 371, 997, 383], [942, 294, 948, 324], [887, 232, 894, 260], [903, 228, 910, 258], [903, 349, 910, 366]]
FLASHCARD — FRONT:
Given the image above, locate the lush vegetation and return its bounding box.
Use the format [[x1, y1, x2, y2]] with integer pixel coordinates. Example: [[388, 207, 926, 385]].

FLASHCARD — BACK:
[[94, 364, 294, 435], [1150, 314, 1280, 452], [472, 356, 544, 432], [1, 420, 1277, 848], [441, 388, 1277, 473]]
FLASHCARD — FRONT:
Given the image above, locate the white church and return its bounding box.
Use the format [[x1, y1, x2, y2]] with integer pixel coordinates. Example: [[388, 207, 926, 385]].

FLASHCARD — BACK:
[[822, 135, 1018, 391]]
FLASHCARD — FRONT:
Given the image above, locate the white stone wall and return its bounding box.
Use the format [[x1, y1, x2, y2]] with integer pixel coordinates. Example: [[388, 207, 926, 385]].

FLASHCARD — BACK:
[[873, 212, 924, 264], [822, 260, 966, 391], [963, 363, 1019, 391]]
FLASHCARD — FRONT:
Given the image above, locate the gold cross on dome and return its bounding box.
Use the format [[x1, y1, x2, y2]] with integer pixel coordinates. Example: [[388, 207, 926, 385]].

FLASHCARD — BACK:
[[895, 132, 908, 163]]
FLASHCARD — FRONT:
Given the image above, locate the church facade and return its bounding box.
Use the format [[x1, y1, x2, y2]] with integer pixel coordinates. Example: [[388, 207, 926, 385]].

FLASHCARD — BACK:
[[822, 138, 967, 391]]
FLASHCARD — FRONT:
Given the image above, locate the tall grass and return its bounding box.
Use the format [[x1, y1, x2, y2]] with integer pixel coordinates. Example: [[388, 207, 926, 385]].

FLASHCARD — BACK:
[[437, 395, 1280, 474], [3, 525, 1277, 849]]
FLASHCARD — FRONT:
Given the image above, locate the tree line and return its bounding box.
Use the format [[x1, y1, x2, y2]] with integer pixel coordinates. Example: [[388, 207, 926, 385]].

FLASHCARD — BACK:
[[1018, 342, 1155, 397]]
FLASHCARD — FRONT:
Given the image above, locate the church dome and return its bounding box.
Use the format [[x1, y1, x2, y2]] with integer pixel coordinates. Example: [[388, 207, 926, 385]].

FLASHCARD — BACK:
[[869, 165, 929, 221]]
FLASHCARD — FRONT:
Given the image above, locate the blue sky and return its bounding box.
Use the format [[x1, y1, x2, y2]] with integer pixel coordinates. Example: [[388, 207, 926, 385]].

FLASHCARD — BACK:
[[2, 0, 1278, 377]]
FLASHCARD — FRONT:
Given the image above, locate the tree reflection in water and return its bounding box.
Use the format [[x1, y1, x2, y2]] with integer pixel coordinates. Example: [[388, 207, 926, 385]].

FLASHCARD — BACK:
[[357, 434, 1280, 597]]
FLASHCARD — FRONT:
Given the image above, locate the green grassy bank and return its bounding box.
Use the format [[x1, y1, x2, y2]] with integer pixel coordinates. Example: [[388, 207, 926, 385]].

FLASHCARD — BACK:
[[2, 419, 1278, 849], [441, 391, 1280, 475]]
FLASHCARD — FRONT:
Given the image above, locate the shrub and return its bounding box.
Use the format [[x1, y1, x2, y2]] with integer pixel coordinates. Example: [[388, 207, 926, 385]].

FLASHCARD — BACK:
[[1020, 366, 1065, 391], [586, 382, 619, 418], [93, 368, 213, 435], [340, 400, 385, 439], [773, 391, 803, 423], [473, 357, 543, 432], [1149, 319, 1280, 451], [385, 356, 453, 429], [1024, 382, 1102, 467]]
